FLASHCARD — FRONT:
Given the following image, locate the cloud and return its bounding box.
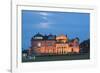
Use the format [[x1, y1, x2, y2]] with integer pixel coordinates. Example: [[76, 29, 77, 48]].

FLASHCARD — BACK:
[[36, 22, 51, 29], [39, 12, 49, 16], [42, 17, 47, 20], [34, 12, 53, 29]]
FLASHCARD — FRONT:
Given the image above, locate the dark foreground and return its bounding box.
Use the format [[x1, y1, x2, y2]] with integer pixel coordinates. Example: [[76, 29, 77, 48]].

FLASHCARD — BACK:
[[22, 53, 90, 62]]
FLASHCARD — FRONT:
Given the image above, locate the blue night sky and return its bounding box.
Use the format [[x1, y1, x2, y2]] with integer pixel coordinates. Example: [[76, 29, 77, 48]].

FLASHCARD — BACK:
[[22, 10, 90, 50]]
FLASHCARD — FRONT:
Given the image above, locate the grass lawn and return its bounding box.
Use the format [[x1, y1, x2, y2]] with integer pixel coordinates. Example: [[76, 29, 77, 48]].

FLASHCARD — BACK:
[[22, 53, 90, 62]]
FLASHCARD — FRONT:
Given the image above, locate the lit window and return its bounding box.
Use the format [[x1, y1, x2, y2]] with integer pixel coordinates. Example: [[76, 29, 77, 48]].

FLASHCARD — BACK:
[[38, 42, 41, 47]]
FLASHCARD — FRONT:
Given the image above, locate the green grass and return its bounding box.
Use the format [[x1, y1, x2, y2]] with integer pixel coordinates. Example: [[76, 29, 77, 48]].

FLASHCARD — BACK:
[[22, 53, 90, 62]]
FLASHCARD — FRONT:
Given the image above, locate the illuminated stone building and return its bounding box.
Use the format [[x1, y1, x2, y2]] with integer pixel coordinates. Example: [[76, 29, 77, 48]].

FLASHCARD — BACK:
[[30, 33, 56, 55], [44, 34, 56, 54], [69, 38, 80, 53], [30, 33, 45, 55], [56, 34, 72, 54], [29, 33, 80, 56], [56, 34, 68, 43]]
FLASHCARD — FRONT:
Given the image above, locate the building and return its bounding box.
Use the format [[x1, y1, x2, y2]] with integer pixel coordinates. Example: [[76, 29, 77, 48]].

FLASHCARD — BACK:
[[28, 33, 80, 56], [30, 33, 56, 55], [44, 34, 56, 54], [56, 34, 68, 43], [30, 33, 45, 55], [56, 34, 72, 54], [69, 38, 80, 53], [56, 43, 71, 54]]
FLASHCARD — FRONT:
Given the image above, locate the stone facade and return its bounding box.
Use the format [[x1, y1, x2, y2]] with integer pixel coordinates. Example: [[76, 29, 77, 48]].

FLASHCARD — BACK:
[[28, 33, 80, 56]]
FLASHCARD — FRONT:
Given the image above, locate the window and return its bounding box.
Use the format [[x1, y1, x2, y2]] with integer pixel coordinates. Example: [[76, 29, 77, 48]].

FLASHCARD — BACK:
[[37, 42, 41, 47], [48, 43, 52, 46]]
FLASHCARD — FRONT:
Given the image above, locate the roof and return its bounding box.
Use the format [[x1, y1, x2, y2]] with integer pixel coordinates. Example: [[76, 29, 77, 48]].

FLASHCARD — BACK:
[[31, 33, 44, 40], [48, 34, 56, 40], [34, 33, 43, 37], [56, 34, 67, 40]]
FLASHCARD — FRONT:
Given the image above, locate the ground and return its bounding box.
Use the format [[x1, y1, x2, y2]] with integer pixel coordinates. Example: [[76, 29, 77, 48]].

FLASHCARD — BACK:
[[22, 53, 90, 62]]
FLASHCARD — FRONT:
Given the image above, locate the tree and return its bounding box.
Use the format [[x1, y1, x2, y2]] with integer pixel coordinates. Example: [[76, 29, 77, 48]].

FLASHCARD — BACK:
[[80, 39, 90, 53]]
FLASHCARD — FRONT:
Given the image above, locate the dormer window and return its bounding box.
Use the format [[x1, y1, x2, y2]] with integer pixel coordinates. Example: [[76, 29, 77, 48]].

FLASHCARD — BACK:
[[34, 37, 43, 39]]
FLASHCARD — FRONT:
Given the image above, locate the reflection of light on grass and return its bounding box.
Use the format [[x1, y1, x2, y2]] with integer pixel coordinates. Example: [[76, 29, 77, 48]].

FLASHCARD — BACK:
[[33, 56, 35, 60]]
